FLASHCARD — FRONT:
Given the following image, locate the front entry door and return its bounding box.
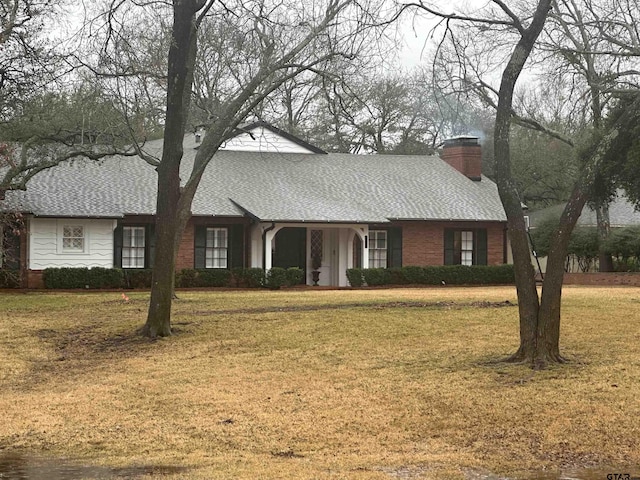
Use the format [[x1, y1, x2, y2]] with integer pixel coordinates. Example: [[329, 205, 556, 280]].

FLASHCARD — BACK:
[[273, 228, 306, 281]]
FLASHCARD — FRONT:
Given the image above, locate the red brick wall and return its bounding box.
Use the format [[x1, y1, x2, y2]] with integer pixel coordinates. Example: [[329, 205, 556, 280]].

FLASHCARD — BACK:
[[26, 270, 44, 289], [441, 145, 482, 180], [395, 221, 506, 266], [564, 273, 640, 286], [176, 220, 195, 270]]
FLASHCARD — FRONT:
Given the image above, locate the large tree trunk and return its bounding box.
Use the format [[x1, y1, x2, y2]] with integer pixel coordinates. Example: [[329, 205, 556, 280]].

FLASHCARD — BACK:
[[492, 0, 553, 365], [142, 0, 203, 338], [508, 95, 640, 367]]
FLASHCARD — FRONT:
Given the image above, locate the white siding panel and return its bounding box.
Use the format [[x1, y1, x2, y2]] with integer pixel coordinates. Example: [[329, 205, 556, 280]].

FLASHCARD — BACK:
[[221, 127, 315, 153], [29, 218, 116, 269]]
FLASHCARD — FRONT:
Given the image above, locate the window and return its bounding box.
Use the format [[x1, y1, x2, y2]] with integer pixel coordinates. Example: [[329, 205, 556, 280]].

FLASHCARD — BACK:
[[310, 230, 323, 268], [369, 230, 387, 268], [62, 225, 85, 252], [205, 227, 228, 268], [460, 231, 473, 266], [444, 229, 488, 265], [122, 226, 145, 268]]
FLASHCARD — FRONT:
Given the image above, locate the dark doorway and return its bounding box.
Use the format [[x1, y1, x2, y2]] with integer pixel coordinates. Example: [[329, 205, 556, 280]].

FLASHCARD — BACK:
[[273, 228, 306, 282]]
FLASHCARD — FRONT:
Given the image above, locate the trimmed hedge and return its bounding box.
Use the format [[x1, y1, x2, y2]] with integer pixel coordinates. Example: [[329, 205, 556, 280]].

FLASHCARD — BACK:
[[347, 265, 515, 286], [285, 267, 304, 287], [122, 269, 153, 289], [41, 265, 513, 289], [176, 269, 232, 288], [231, 267, 265, 288], [346, 268, 364, 287], [43, 267, 124, 289], [42, 266, 306, 289]]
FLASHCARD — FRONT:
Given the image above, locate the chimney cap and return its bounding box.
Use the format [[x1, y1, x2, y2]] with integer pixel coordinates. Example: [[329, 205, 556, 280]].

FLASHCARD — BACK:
[[443, 135, 480, 147]]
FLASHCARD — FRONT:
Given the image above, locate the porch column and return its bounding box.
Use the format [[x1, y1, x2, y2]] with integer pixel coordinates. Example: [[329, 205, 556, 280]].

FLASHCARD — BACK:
[[360, 226, 369, 270], [264, 228, 277, 271], [337, 229, 351, 286]]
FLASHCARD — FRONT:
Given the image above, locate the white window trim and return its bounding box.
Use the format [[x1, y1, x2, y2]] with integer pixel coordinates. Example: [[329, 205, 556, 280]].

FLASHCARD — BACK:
[[368, 229, 388, 268], [122, 226, 146, 269], [461, 230, 474, 266], [205, 227, 228, 269], [57, 221, 89, 254]]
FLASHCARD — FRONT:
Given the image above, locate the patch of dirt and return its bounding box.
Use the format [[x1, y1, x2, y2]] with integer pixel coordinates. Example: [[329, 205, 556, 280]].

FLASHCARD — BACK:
[[190, 300, 516, 316], [271, 448, 305, 459]]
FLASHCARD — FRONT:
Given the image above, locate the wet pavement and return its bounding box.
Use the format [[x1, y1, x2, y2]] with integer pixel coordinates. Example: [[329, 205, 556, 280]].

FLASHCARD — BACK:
[[0, 452, 188, 479], [0, 452, 637, 479], [465, 467, 640, 480]]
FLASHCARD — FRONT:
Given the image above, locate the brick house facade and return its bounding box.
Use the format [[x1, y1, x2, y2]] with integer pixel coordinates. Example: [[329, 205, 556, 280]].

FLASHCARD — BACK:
[[3, 124, 508, 288]]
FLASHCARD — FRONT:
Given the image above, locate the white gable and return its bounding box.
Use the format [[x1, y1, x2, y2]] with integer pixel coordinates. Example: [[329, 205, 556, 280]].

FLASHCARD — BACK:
[[220, 126, 316, 153]]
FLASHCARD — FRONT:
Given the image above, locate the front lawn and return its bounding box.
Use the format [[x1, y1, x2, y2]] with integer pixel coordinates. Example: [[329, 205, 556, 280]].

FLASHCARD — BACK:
[[0, 287, 638, 478]]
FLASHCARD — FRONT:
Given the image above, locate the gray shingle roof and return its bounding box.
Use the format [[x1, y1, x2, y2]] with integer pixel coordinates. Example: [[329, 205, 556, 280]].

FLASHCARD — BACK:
[[3, 136, 506, 223], [529, 191, 640, 228]]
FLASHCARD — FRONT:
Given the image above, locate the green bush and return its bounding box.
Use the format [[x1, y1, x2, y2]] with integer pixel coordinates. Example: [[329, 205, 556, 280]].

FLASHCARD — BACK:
[[285, 267, 304, 287], [176, 268, 198, 288], [87, 267, 124, 289], [0, 269, 20, 288], [349, 265, 515, 287], [346, 268, 364, 287], [388, 267, 409, 285], [176, 269, 234, 287], [362, 268, 390, 286], [123, 269, 153, 289], [44, 267, 125, 289], [231, 267, 264, 288], [265, 267, 287, 289], [194, 269, 232, 287]]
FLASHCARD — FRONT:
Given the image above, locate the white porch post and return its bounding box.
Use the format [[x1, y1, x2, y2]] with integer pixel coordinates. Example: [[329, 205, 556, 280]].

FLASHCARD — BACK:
[[337, 229, 351, 286], [264, 228, 277, 271], [362, 226, 369, 269]]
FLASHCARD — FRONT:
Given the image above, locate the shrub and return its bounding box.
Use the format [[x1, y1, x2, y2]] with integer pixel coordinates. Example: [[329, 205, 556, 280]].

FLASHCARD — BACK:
[[44, 267, 87, 289], [87, 267, 124, 289], [44, 267, 125, 289], [285, 267, 304, 287], [123, 269, 153, 289], [362, 268, 390, 286], [176, 268, 198, 288], [231, 267, 264, 288], [265, 267, 287, 289], [0, 269, 20, 288], [346, 268, 364, 287], [194, 269, 232, 287], [347, 265, 515, 287]]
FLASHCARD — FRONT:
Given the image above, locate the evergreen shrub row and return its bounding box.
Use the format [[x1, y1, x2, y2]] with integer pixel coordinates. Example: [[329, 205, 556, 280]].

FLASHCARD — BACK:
[[346, 265, 515, 287], [41, 266, 305, 289]]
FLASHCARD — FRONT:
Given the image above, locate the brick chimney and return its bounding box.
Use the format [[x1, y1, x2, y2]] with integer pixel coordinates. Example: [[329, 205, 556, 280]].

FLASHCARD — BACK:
[[441, 136, 482, 181]]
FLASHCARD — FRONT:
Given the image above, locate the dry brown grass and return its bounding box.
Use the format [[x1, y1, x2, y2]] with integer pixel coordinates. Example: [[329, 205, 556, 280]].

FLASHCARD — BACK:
[[0, 286, 639, 479]]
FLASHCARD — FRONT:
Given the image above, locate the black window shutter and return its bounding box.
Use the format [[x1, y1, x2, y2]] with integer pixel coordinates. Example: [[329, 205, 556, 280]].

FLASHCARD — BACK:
[[194, 226, 207, 268], [113, 223, 123, 268], [147, 224, 156, 268], [230, 225, 244, 269], [474, 229, 488, 265], [444, 229, 455, 265], [388, 227, 403, 268]]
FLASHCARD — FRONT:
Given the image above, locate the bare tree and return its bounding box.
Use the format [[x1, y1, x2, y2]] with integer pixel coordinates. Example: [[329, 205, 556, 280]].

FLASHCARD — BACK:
[[92, 0, 381, 336], [299, 67, 481, 154], [405, 0, 640, 367]]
